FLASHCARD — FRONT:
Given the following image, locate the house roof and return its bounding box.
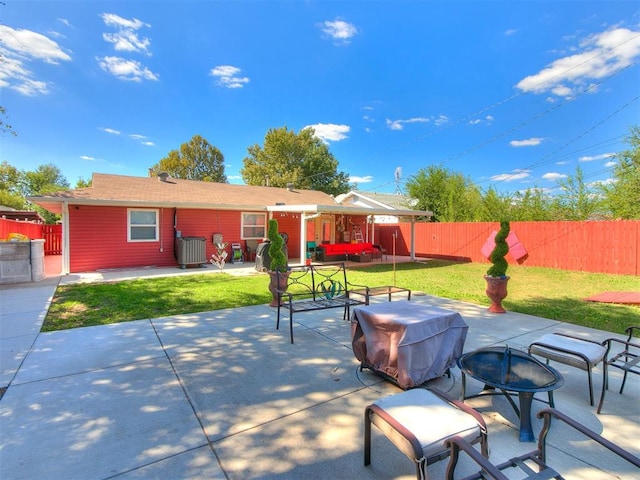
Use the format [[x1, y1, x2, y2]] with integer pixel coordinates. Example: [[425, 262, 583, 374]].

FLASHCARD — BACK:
[[28, 173, 337, 214], [28, 173, 432, 219], [0, 208, 45, 223], [335, 190, 416, 211]]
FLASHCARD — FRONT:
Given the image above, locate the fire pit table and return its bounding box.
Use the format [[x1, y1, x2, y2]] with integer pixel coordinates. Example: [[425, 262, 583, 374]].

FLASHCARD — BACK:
[[458, 346, 564, 442]]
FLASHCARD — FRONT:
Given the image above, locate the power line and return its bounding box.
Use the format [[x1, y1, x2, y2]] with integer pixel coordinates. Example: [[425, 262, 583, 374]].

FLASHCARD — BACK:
[[486, 95, 639, 187]]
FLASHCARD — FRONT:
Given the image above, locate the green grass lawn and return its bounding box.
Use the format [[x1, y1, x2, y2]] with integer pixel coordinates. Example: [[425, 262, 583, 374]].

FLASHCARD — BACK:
[[43, 260, 640, 335]]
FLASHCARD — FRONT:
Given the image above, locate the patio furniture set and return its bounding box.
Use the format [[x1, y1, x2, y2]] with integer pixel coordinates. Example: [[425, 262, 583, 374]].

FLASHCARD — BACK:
[[270, 269, 640, 478]]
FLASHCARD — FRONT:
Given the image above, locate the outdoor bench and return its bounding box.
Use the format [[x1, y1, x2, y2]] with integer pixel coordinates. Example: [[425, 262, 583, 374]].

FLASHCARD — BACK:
[[275, 262, 368, 344]]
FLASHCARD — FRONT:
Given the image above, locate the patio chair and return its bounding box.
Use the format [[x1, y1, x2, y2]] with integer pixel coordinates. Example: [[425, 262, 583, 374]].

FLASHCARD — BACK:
[[597, 325, 640, 414], [306, 241, 318, 260], [444, 408, 640, 479], [528, 333, 606, 406], [364, 387, 488, 480]]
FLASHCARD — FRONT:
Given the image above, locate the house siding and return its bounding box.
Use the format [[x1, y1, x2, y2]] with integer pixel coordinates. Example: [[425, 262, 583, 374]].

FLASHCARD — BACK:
[[69, 206, 177, 272], [67, 206, 305, 273]]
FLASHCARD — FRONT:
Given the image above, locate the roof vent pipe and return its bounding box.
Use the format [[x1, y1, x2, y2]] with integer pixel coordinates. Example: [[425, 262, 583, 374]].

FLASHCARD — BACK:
[[158, 172, 169, 182], [286, 183, 293, 191]]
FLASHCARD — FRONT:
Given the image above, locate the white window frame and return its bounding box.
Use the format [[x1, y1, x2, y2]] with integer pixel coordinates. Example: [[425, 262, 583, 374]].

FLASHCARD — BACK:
[[128, 209, 159, 242], [241, 212, 267, 240]]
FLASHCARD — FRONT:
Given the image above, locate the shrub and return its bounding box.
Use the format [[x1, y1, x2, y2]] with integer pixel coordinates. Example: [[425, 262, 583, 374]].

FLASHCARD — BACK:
[[487, 221, 510, 277], [267, 219, 288, 272]]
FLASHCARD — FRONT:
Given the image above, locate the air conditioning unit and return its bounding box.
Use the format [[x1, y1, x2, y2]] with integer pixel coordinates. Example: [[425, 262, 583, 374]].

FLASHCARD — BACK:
[[176, 237, 206, 269]]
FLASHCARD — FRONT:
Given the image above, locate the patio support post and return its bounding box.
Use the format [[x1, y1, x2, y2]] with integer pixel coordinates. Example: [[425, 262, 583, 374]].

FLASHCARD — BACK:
[[410, 218, 416, 261], [62, 201, 70, 275], [299, 213, 306, 267]]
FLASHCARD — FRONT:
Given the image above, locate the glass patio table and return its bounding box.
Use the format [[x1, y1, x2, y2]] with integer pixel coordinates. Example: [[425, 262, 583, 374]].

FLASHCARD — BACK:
[[458, 346, 564, 442]]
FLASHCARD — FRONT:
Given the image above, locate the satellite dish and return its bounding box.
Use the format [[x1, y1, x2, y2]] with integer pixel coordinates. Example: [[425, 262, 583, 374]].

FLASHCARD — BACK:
[[394, 167, 402, 182]]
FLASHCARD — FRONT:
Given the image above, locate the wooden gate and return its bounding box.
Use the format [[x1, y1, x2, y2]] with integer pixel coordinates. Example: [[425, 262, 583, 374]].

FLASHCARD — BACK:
[[42, 224, 62, 255]]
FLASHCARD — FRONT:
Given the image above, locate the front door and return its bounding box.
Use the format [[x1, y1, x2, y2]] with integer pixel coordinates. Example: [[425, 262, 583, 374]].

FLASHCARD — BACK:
[[316, 215, 334, 244]]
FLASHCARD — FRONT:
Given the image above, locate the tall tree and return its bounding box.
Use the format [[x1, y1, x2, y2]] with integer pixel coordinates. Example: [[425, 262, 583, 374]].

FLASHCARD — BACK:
[[479, 187, 513, 221], [15, 163, 70, 223], [241, 126, 350, 196], [405, 164, 481, 222], [601, 126, 640, 219], [21, 163, 69, 196], [0, 161, 25, 209], [151, 135, 227, 182], [510, 187, 555, 221], [0, 106, 17, 136], [554, 166, 601, 220]]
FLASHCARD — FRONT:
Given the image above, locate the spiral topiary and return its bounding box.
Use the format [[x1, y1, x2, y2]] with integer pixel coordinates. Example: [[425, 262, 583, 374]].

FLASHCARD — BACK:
[[487, 221, 510, 277], [267, 219, 288, 272]]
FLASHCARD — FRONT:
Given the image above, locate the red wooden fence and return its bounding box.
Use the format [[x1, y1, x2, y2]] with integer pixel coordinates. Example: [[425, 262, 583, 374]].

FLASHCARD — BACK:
[[2, 217, 638, 275], [0, 219, 62, 255], [376, 221, 639, 276]]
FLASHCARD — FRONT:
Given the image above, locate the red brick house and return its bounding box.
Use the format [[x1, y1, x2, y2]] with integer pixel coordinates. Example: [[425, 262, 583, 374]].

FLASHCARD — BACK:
[[29, 173, 431, 274]]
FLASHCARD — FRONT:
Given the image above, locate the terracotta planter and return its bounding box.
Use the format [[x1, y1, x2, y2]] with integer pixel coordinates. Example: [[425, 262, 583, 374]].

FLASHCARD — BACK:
[[268, 271, 290, 307], [484, 275, 510, 313]]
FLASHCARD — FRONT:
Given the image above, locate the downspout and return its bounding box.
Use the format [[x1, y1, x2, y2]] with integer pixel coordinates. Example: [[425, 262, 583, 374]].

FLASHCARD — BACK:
[[62, 201, 70, 275]]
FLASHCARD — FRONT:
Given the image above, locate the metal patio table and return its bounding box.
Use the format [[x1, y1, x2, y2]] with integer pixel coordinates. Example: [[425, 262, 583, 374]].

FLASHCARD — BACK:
[[458, 346, 564, 442]]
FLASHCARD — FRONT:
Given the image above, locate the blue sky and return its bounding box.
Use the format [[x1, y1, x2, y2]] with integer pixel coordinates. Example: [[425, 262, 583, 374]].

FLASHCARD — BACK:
[[2, 1, 639, 196]]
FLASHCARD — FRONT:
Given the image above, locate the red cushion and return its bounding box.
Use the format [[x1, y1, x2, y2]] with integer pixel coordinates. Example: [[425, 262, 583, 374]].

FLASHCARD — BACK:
[[321, 243, 375, 255]]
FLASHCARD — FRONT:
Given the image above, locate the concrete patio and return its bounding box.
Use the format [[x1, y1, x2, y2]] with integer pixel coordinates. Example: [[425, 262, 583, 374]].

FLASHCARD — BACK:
[[0, 265, 638, 479]]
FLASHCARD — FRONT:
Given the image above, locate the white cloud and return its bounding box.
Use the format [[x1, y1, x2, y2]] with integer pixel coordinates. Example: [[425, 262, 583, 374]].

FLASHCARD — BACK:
[[510, 137, 543, 147], [97, 56, 158, 82], [434, 114, 450, 126], [594, 178, 616, 186], [516, 27, 640, 97], [305, 123, 350, 142], [320, 18, 358, 43], [0, 25, 71, 95], [542, 172, 567, 180], [490, 169, 531, 182], [99, 13, 156, 81], [101, 13, 148, 30], [386, 117, 429, 130], [468, 115, 493, 126], [349, 175, 373, 183], [605, 160, 617, 167], [80, 155, 96, 161], [578, 152, 615, 161], [0, 25, 71, 64], [100, 127, 121, 135], [129, 134, 155, 146], [505, 29, 518, 36], [210, 65, 249, 88]]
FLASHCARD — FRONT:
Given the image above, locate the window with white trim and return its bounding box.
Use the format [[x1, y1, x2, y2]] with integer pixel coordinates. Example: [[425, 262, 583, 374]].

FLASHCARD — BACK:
[[128, 209, 159, 242], [241, 212, 266, 239]]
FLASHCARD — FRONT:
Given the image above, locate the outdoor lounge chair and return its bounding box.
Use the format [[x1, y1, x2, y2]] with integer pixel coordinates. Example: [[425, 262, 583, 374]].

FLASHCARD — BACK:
[[598, 325, 640, 414], [444, 408, 640, 479], [364, 388, 488, 480]]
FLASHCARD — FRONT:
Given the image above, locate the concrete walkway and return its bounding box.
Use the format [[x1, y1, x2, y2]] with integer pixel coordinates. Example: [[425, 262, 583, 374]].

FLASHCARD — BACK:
[[0, 267, 638, 479]]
